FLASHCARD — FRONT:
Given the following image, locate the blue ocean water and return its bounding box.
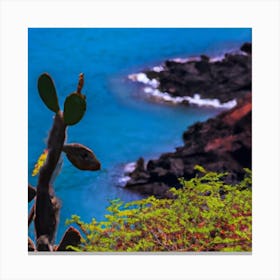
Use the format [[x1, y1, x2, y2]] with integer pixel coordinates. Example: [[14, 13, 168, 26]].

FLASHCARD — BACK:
[[28, 28, 251, 243]]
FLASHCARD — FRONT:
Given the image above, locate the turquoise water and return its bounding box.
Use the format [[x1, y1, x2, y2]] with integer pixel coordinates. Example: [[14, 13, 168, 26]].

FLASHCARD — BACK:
[[28, 28, 251, 243]]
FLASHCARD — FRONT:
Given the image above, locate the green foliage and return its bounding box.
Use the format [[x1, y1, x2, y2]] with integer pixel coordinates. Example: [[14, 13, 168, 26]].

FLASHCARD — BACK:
[[66, 168, 252, 252], [37, 73, 60, 113], [63, 93, 86, 125]]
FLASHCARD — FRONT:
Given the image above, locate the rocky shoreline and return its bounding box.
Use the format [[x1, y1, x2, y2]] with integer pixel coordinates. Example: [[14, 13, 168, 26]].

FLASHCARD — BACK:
[[129, 42, 251, 107], [124, 43, 252, 198]]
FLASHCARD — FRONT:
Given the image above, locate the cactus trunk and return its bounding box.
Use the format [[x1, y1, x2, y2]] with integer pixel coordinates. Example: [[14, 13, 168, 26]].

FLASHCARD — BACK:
[[34, 112, 66, 250]]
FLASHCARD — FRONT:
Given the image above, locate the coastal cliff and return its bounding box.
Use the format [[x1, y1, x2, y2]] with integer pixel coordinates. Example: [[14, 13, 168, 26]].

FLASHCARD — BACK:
[[125, 43, 252, 198]]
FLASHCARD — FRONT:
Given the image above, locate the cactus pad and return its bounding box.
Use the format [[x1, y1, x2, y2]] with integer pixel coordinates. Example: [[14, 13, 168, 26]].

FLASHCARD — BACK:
[[62, 143, 101, 171], [63, 93, 86, 126], [38, 73, 60, 113]]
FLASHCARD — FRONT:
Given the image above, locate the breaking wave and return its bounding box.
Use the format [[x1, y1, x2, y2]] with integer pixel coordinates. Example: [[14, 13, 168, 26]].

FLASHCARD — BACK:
[[128, 72, 237, 109]]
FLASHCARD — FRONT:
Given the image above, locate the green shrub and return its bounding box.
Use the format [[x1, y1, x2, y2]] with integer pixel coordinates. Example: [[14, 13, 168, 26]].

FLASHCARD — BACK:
[[66, 167, 252, 252]]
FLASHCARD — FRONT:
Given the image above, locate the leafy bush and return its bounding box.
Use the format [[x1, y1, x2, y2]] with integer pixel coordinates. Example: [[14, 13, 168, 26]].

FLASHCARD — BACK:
[[66, 166, 252, 252]]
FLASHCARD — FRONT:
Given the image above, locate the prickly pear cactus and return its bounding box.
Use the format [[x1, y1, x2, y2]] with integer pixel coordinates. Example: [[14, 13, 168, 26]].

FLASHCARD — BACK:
[[29, 72, 101, 251], [37, 73, 60, 113], [63, 143, 101, 171], [63, 93, 86, 125]]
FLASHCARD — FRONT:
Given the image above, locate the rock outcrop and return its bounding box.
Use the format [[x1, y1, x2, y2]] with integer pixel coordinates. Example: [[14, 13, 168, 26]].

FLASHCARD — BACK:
[[125, 92, 252, 198], [144, 43, 251, 104]]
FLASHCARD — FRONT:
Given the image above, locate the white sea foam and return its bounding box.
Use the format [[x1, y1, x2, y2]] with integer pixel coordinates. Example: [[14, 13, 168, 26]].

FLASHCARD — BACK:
[[129, 72, 238, 108], [152, 65, 164, 72], [117, 162, 136, 187], [143, 87, 237, 109], [128, 73, 159, 88], [124, 162, 136, 174], [209, 55, 225, 62], [118, 175, 131, 186], [129, 72, 237, 108], [186, 94, 237, 109], [171, 56, 200, 63], [170, 54, 231, 64], [128, 50, 247, 109]]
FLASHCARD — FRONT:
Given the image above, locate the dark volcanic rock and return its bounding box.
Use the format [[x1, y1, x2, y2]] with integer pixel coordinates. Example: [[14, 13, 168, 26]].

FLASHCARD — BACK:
[[240, 42, 252, 55], [125, 93, 252, 197], [145, 43, 252, 103]]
